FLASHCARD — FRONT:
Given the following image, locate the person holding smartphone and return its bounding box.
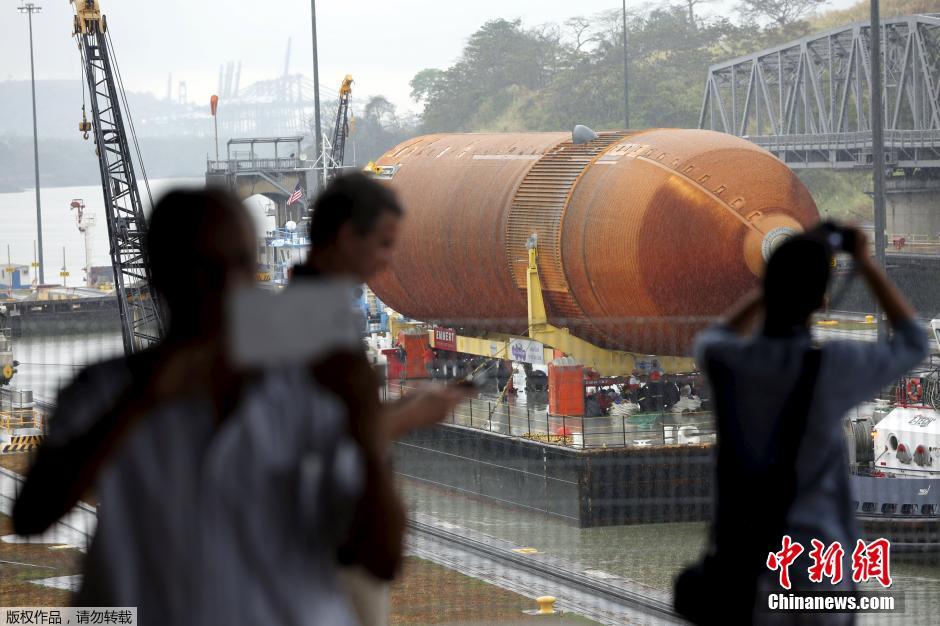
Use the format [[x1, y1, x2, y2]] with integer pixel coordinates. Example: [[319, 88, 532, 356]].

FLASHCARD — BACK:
[[295, 173, 471, 625]]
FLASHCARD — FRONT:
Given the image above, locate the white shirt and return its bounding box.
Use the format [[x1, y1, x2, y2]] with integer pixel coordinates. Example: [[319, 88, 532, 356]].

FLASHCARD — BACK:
[[48, 358, 363, 626]]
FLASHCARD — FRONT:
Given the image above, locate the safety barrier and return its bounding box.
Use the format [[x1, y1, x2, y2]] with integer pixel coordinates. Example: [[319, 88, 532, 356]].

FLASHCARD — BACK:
[[384, 383, 716, 450]]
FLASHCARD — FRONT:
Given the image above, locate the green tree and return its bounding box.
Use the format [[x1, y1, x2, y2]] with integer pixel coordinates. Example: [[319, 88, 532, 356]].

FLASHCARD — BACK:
[[737, 0, 830, 28], [348, 96, 415, 164], [417, 19, 567, 132], [409, 69, 445, 105]]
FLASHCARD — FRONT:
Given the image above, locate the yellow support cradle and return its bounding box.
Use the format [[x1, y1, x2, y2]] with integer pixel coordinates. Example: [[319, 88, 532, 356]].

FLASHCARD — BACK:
[[423, 242, 698, 376], [524, 244, 697, 376]]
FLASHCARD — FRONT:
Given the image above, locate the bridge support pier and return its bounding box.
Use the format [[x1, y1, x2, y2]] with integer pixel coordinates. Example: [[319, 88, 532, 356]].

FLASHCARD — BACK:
[[885, 173, 940, 238]]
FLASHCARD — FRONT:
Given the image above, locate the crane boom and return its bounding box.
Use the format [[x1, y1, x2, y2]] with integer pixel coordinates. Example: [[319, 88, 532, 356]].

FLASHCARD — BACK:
[[327, 75, 353, 181], [72, 0, 164, 354]]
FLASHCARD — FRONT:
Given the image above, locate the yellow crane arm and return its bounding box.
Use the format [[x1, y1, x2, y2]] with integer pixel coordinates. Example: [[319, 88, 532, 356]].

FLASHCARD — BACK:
[[71, 0, 105, 35]]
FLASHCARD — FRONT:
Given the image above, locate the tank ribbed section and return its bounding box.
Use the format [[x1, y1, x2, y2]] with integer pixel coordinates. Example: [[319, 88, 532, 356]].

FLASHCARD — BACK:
[[505, 132, 626, 323]]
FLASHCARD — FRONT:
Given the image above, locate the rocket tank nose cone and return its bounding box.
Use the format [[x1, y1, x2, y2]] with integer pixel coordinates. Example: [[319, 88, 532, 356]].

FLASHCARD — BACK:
[[743, 215, 805, 277], [761, 227, 798, 261]]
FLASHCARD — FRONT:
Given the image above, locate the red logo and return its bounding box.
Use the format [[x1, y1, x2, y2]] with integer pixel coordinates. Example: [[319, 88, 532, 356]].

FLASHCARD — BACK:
[[766, 535, 804, 589], [767, 537, 893, 588], [851, 538, 892, 587], [807, 539, 845, 584]]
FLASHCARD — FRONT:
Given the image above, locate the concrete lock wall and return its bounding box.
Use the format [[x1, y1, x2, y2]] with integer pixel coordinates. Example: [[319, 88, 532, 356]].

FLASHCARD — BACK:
[[836, 253, 940, 317], [393, 423, 715, 528], [886, 176, 940, 237]]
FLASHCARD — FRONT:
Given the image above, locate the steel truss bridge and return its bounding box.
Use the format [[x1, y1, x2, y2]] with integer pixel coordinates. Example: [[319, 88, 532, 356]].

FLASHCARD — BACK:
[[700, 15, 940, 169]]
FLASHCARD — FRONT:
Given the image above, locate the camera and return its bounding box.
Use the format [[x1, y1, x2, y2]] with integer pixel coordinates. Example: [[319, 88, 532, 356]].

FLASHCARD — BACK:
[[814, 221, 858, 255]]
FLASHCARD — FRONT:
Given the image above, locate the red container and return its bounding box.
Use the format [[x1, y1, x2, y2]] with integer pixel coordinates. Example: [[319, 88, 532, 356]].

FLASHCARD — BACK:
[[382, 348, 404, 382], [549, 361, 585, 417], [398, 330, 431, 379]]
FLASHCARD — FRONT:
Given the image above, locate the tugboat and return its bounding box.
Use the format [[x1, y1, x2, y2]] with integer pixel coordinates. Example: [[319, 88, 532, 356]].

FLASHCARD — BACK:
[[846, 325, 940, 552]]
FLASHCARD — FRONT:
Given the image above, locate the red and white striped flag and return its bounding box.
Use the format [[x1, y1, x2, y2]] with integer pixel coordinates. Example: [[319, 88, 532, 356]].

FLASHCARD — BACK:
[[287, 182, 303, 205]]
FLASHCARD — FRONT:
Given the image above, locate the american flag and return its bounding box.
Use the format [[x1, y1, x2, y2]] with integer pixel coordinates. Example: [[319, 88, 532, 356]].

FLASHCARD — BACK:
[[287, 182, 303, 205]]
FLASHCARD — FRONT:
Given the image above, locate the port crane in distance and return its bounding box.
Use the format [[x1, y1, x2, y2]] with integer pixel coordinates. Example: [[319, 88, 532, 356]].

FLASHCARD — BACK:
[[71, 0, 164, 355]]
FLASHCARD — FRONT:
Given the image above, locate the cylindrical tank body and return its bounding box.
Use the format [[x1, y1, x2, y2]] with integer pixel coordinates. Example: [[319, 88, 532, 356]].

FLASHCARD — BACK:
[[370, 129, 819, 354]]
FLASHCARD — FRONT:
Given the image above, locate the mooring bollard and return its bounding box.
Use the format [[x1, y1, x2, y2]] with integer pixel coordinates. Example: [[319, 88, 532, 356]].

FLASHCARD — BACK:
[[536, 596, 557, 615]]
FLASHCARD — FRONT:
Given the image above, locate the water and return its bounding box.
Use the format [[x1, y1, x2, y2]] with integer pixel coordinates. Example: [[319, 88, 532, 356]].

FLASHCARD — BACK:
[[2, 179, 199, 399], [0, 177, 203, 281], [10, 332, 124, 400]]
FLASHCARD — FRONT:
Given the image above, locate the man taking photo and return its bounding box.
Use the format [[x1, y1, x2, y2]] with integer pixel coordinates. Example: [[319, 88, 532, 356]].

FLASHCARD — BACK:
[[675, 223, 927, 624]]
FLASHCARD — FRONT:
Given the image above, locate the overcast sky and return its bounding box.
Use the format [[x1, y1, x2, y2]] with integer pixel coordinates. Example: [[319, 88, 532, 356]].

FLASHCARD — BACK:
[[2, 0, 858, 114]]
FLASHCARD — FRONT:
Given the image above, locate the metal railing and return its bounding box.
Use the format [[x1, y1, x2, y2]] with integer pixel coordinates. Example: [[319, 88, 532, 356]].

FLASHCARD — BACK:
[[383, 383, 716, 450], [0, 410, 42, 431], [206, 157, 303, 173], [748, 129, 940, 151]]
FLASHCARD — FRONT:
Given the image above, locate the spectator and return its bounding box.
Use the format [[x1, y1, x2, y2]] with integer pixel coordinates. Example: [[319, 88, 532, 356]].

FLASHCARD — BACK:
[[298, 172, 470, 623], [674, 225, 926, 624], [14, 189, 366, 624]]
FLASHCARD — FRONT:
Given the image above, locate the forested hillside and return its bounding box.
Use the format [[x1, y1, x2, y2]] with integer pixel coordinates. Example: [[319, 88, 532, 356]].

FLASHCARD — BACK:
[[385, 0, 940, 220]]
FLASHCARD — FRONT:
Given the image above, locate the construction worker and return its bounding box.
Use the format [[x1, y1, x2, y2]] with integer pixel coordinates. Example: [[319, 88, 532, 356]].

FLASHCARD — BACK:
[[394, 341, 408, 387], [423, 344, 435, 379]]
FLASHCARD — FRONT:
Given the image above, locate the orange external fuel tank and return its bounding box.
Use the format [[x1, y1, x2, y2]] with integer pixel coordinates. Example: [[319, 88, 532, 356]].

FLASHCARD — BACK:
[[368, 129, 819, 355]]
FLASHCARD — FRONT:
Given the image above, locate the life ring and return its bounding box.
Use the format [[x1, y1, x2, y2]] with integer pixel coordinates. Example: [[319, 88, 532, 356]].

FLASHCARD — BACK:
[[1, 364, 12, 380], [906, 378, 923, 403]]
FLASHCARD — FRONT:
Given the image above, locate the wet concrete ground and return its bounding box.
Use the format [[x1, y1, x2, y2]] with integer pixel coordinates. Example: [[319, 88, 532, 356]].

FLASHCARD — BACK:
[[408, 515, 678, 625], [0, 467, 94, 551], [400, 478, 940, 624]]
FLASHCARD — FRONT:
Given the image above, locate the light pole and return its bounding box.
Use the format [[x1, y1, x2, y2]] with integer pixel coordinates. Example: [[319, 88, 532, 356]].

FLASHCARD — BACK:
[[622, 0, 629, 129], [310, 0, 323, 191], [870, 0, 887, 342], [19, 1, 44, 285]]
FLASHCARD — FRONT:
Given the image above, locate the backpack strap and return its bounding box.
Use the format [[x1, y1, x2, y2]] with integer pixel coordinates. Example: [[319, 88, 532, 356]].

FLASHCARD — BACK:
[[765, 347, 822, 541]]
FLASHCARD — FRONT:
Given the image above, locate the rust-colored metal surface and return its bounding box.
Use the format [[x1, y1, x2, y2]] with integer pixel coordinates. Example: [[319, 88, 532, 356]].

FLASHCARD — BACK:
[[369, 133, 568, 322], [370, 129, 819, 355]]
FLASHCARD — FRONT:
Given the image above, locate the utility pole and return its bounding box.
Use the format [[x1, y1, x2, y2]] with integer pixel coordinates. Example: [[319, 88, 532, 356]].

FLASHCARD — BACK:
[[622, 0, 630, 129], [19, 1, 44, 284], [870, 0, 887, 342], [310, 0, 323, 190]]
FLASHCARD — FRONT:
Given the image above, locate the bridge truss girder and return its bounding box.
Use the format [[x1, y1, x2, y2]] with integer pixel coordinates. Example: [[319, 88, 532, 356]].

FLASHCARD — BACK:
[[700, 15, 940, 169]]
